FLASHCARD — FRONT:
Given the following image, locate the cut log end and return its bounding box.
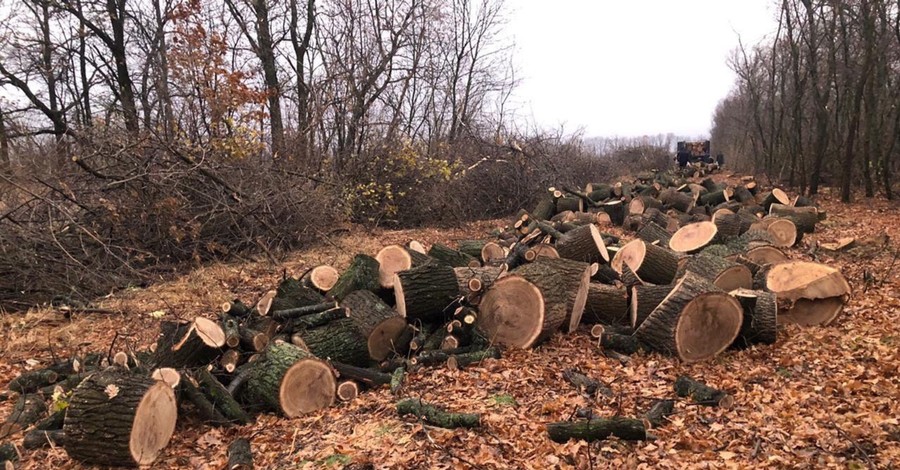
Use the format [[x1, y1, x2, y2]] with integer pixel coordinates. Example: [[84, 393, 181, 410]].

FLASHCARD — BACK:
[[408, 240, 427, 254], [476, 275, 544, 349], [306, 266, 340, 292], [567, 265, 592, 332], [669, 222, 718, 253], [279, 359, 337, 417], [367, 317, 408, 361], [589, 224, 611, 263], [337, 381, 359, 402], [150, 368, 181, 389], [130, 382, 178, 466], [376, 245, 414, 288], [713, 265, 753, 292], [675, 293, 743, 363], [256, 290, 276, 317]]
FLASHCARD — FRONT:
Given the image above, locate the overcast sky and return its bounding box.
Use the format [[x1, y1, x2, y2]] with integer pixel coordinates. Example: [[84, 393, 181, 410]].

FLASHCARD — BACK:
[[506, 0, 779, 138]]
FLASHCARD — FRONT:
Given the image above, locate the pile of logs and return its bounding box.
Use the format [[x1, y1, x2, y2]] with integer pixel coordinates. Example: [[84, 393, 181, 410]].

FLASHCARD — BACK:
[[0, 170, 851, 466]]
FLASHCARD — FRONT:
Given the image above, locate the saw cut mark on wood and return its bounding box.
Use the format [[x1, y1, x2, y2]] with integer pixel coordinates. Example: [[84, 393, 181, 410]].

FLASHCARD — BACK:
[[669, 221, 718, 253], [476, 275, 544, 348], [765, 261, 852, 302], [376, 245, 413, 288]]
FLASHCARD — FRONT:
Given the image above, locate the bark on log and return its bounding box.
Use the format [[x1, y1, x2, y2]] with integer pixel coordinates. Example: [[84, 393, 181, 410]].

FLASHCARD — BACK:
[[195, 368, 250, 425], [456, 240, 488, 259], [555, 224, 610, 264], [63, 370, 177, 466], [343, 290, 407, 361], [612, 239, 679, 285], [227, 438, 253, 470], [633, 272, 743, 362], [730, 288, 777, 347], [271, 277, 325, 312], [8, 369, 59, 394], [599, 200, 626, 226], [153, 318, 226, 368], [396, 399, 480, 429], [769, 204, 818, 234], [674, 376, 733, 408], [221, 300, 252, 319], [475, 275, 554, 349], [221, 314, 241, 349], [630, 284, 675, 330], [446, 347, 501, 370], [390, 367, 405, 395], [427, 243, 480, 268], [453, 266, 506, 304], [240, 342, 336, 417], [556, 196, 584, 213], [0, 442, 17, 464], [2, 394, 47, 436], [643, 399, 675, 428], [581, 283, 629, 326], [23, 429, 64, 450], [562, 368, 602, 395], [677, 253, 752, 292], [331, 362, 392, 388], [514, 258, 592, 333], [295, 318, 371, 367], [711, 210, 742, 241], [328, 254, 382, 301], [546, 417, 648, 443], [279, 307, 348, 333], [394, 264, 461, 323], [300, 265, 340, 293], [271, 301, 340, 322], [636, 221, 672, 247], [598, 330, 641, 355], [759, 188, 790, 211]]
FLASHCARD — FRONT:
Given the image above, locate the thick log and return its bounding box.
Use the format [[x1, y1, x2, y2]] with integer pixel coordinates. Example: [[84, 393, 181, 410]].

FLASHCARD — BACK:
[[765, 261, 850, 326], [730, 288, 777, 347], [394, 263, 460, 323], [331, 362, 392, 388], [241, 342, 336, 417], [456, 240, 488, 259], [612, 239, 679, 285], [556, 196, 584, 213], [581, 283, 629, 326], [643, 399, 675, 428], [711, 210, 742, 241], [343, 290, 407, 361], [524, 244, 560, 262], [181, 375, 231, 426], [628, 195, 662, 215], [63, 370, 177, 466], [630, 284, 674, 329], [227, 438, 253, 470], [328, 254, 382, 301], [769, 204, 818, 234], [592, 263, 621, 284], [636, 221, 671, 247], [633, 272, 743, 362], [300, 265, 340, 293], [546, 417, 648, 443], [476, 275, 552, 348], [427, 243, 480, 268], [731, 185, 755, 204], [514, 258, 592, 333], [532, 196, 558, 221], [599, 200, 626, 226], [759, 188, 790, 211], [453, 266, 506, 304], [396, 399, 480, 429], [271, 277, 325, 312], [295, 318, 371, 367], [677, 253, 752, 292], [664, 191, 695, 213], [669, 221, 718, 253], [153, 317, 226, 368], [674, 376, 733, 408], [480, 242, 507, 265], [279, 307, 348, 333], [555, 224, 610, 264]]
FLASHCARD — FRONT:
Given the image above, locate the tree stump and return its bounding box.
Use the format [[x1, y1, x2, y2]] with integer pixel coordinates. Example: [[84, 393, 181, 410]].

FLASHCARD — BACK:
[[633, 272, 743, 362], [63, 370, 177, 467], [343, 290, 408, 361], [241, 341, 336, 417]]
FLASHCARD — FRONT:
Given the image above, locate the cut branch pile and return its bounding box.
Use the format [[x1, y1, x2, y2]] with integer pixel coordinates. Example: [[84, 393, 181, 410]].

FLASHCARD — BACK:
[[0, 170, 851, 463]]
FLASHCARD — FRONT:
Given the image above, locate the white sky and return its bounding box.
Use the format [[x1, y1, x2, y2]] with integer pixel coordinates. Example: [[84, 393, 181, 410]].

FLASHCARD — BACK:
[[507, 0, 779, 138]]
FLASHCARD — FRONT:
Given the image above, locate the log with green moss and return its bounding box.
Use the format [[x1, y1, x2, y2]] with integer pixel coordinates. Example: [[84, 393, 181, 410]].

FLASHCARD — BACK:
[[546, 417, 648, 443], [446, 347, 501, 370], [396, 399, 480, 429], [271, 277, 326, 312], [279, 306, 348, 334], [227, 438, 253, 470], [240, 341, 336, 417], [195, 368, 250, 425], [390, 367, 406, 395], [294, 318, 371, 367], [673, 375, 733, 408], [394, 263, 461, 323], [456, 240, 489, 259], [327, 254, 382, 301]]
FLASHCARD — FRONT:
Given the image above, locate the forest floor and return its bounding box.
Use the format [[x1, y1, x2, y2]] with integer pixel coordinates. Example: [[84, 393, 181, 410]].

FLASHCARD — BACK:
[[1, 173, 899, 469]]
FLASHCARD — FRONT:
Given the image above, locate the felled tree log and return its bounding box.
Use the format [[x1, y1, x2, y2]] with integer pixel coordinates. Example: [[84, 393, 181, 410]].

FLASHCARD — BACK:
[[221, 314, 241, 349], [525, 244, 560, 263], [453, 266, 506, 304], [239, 326, 269, 352], [554, 224, 610, 264], [151, 367, 181, 389], [181, 375, 231, 426], [2, 394, 47, 437], [663, 191, 695, 213], [636, 221, 672, 247], [769, 204, 818, 234], [279, 306, 348, 333], [271, 277, 325, 312], [456, 240, 488, 259], [331, 362, 392, 388], [63, 370, 177, 466], [476, 275, 560, 349], [390, 367, 405, 395], [546, 417, 648, 443], [730, 288, 777, 347], [633, 272, 743, 362], [643, 399, 675, 428], [581, 283, 629, 326], [241, 342, 336, 417], [480, 242, 507, 265], [599, 200, 626, 226], [677, 253, 752, 292], [23, 429, 64, 450], [620, 265, 645, 289], [195, 368, 250, 425], [669, 221, 718, 253], [300, 265, 340, 293], [270, 301, 340, 322], [396, 399, 480, 429], [751, 218, 797, 247], [295, 318, 371, 366], [221, 300, 252, 319], [446, 347, 501, 370], [556, 196, 584, 213], [328, 254, 382, 301], [759, 188, 790, 211], [562, 368, 602, 395], [592, 263, 621, 284], [343, 290, 408, 361], [393, 263, 460, 323], [612, 239, 679, 285], [765, 261, 851, 326], [711, 210, 743, 240], [153, 318, 226, 368], [597, 329, 641, 355], [8, 369, 60, 394], [427, 243, 480, 268], [227, 438, 253, 470], [628, 195, 662, 215], [514, 258, 592, 333], [674, 376, 733, 408]]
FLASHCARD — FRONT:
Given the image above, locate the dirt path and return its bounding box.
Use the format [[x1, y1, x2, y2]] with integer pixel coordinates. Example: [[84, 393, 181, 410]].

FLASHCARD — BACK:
[[1, 178, 899, 469]]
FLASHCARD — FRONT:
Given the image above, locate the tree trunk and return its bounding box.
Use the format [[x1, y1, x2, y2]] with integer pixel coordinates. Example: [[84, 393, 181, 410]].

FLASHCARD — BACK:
[[514, 258, 591, 333], [581, 284, 629, 326], [328, 254, 382, 301], [343, 290, 408, 361], [63, 370, 177, 466], [241, 341, 336, 417], [393, 263, 460, 322]]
